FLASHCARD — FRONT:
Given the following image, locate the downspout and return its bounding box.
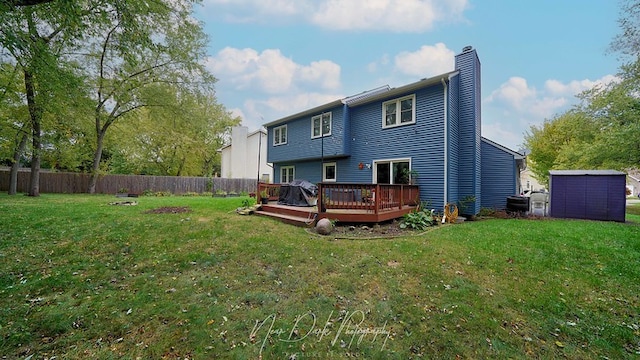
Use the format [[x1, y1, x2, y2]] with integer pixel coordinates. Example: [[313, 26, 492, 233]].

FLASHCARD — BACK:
[[441, 77, 448, 209]]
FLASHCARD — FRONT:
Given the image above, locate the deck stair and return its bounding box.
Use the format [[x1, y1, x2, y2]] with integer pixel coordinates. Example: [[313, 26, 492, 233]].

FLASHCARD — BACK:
[[255, 203, 318, 227]]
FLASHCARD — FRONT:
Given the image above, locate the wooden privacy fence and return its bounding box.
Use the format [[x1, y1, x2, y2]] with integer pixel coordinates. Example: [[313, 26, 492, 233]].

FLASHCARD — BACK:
[[0, 169, 257, 195]]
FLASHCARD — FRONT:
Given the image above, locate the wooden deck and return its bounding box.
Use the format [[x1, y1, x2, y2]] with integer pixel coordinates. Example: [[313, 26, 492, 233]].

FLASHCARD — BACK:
[[255, 182, 419, 226]]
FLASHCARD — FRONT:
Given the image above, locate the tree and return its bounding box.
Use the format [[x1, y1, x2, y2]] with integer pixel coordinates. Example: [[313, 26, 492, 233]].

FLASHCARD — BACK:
[[525, 0, 640, 179], [609, 0, 640, 59], [0, 1, 86, 196], [0, 63, 29, 195], [524, 109, 598, 186], [107, 84, 240, 176], [82, 0, 216, 193]]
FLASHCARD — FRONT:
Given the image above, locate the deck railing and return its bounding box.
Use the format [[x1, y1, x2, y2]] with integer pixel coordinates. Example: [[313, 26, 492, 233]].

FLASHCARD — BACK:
[[318, 183, 419, 214], [257, 182, 281, 202], [257, 182, 419, 214]]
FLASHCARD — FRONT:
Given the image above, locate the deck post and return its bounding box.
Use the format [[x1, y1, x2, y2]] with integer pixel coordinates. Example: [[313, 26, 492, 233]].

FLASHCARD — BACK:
[[318, 183, 324, 214], [374, 184, 380, 215]]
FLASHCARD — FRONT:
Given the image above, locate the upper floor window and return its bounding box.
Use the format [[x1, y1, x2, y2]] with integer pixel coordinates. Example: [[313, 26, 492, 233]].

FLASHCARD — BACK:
[[311, 112, 332, 138], [382, 94, 415, 128], [273, 125, 287, 146]]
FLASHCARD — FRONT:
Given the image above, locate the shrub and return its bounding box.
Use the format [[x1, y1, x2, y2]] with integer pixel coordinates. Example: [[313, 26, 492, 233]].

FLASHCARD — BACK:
[[400, 209, 437, 230]]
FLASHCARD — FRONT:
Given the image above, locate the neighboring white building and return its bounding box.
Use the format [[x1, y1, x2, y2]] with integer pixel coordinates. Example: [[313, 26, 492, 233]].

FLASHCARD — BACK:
[[219, 126, 272, 182], [520, 167, 546, 194]]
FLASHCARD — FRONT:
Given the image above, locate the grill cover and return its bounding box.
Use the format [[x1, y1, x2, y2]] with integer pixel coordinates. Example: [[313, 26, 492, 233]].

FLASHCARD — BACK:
[[278, 180, 318, 207]]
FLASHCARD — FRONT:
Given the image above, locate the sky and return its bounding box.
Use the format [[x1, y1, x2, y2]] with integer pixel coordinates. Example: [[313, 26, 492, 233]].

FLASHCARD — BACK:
[[194, 0, 622, 151]]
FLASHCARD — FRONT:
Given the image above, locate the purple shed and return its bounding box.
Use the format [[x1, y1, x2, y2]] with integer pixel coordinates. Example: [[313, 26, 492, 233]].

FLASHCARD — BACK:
[[549, 170, 626, 222]]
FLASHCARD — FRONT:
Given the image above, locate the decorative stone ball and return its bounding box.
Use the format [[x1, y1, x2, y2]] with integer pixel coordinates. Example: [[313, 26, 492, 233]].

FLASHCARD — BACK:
[[316, 218, 333, 235]]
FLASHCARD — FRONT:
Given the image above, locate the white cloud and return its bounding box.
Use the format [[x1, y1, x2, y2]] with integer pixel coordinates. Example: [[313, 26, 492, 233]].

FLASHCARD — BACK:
[[487, 77, 537, 110], [394, 43, 455, 77], [228, 107, 245, 121], [487, 75, 619, 122], [241, 92, 343, 128], [483, 73, 618, 150], [545, 75, 619, 96], [482, 122, 525, 151], [206, 47, 340, 94], [202, 0, 469, 32]]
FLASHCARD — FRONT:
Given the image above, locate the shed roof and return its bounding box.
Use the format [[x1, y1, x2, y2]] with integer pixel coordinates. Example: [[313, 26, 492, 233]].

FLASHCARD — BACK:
[[549, 170, 626, 176]]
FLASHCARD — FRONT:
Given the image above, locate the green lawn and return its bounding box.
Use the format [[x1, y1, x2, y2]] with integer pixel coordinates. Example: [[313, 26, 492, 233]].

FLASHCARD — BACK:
[[1, 194, 639, 359]]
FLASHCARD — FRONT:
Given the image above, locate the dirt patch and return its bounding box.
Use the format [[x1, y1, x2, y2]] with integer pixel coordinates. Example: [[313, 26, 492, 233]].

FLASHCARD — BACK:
[[144, 206, 192, 214], [309, 220, 426, 238]]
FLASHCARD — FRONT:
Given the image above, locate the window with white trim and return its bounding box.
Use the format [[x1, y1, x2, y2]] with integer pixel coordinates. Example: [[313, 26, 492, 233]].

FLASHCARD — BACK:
[[382, 94, 415, 128], [280, 166, 294, 183], [273, 125, 287, 146], [323, 162, 336, 182], [311, 112, 332, 138]]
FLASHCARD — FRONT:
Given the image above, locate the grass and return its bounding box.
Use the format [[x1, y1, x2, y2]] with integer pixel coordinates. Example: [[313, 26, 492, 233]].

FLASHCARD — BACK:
[[0, 194, 639, 359]]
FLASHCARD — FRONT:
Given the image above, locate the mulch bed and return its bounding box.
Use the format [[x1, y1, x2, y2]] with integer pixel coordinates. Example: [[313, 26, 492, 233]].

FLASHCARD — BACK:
[[144, 206, 192, 214]]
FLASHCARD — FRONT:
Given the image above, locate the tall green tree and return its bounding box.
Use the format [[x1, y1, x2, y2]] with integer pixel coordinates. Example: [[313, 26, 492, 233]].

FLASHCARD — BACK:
[[0, 1, 86, 196], [0, 63, 29, 194], [82, 0, 216, 193], [524, 0, 640, 180], [108, 84, 239, 176], [524, 109, 598, 185]]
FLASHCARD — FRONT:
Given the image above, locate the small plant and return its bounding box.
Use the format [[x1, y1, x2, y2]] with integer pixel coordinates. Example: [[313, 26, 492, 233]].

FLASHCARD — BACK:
[[241, 199, 251, 208], [457, 195, 477, 214], [259, 190, 269, 199], [117, 187, 129, 194], [400, 208, 437, 230], [215, 189, 227, 197]]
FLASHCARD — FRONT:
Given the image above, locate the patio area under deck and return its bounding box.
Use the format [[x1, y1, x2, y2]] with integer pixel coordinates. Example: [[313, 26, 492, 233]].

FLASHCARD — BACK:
[[255, 182, 420, 226]]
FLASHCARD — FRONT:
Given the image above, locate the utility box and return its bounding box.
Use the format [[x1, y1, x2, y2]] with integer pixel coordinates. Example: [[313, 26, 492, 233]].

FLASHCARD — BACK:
[[549, 170, 626, 222]]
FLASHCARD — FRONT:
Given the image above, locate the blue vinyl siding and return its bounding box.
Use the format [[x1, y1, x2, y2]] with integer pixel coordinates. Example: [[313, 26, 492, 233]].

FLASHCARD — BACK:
[[447, 73, 460, 206], [481, 140, 516, 209], [455, 49, 482, 214], [343, 85, 446, 208], [267, 105, 347, 163], [274, 158, 350, 184], [268, 47, 490, 215]]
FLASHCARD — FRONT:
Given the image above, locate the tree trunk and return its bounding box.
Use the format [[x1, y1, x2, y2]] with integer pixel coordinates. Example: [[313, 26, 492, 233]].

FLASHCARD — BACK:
[[87, 130, 106, 194], [24, 69, 41, 197], [8, 130, 28, 195]]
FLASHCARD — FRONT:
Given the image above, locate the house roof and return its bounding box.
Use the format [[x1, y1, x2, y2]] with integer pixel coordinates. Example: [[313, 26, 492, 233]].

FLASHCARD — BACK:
[[549, 170, 626, 176], [481, 137, 525, 159], [263, 70, 459, 127]]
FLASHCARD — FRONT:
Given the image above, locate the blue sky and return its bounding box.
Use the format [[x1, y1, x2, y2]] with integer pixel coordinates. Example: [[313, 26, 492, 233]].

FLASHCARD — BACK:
[[195, 0, 621, 151]]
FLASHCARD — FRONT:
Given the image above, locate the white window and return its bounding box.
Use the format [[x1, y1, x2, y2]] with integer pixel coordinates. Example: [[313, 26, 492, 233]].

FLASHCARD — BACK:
[[273, 125, 287, 146], [373, 158, 411, 184], [311, 112, 332, 138], [323, 162, 336, 182], [382, 94, 415, 128], [280, 166, 294, 183]]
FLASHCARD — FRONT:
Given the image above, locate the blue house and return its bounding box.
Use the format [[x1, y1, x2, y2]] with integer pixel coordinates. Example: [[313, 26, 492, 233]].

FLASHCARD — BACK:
[[264, 46, 525, 216]]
